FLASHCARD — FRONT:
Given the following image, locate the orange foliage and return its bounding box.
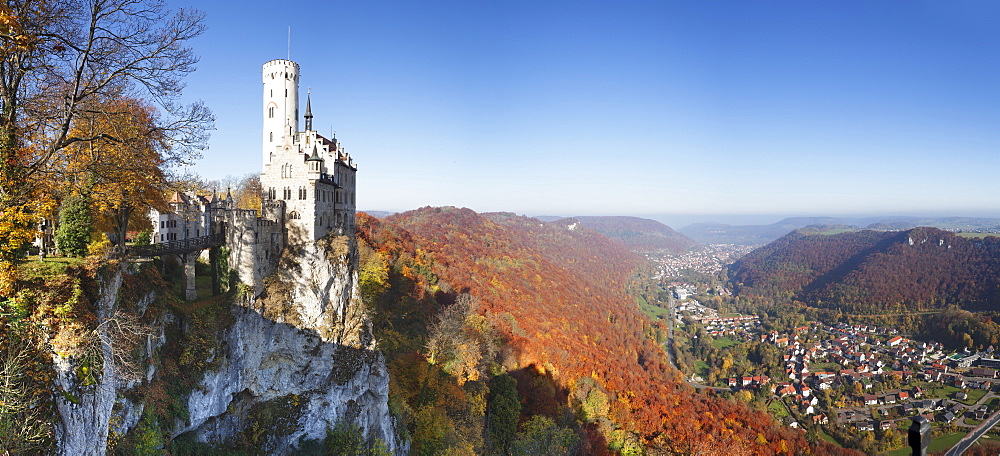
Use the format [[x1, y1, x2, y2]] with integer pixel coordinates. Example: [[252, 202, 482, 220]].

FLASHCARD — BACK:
[[358, 207, 857, 455]]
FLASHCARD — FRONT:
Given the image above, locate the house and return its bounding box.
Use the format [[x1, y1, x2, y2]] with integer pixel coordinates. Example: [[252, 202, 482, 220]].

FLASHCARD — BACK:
[[942, 411, 956, 423], [898, 391, 910, 401], [884, 394, 897, 405], [865, 394, 879, 406], [956, 391, 968, 401], [888, 336, 904, 347], [778, 383, 796, 397], [971, 367, 997, 378], [813, 414, 829, 425], [857, 422, 875, 432], [880, 420, 892, 431]]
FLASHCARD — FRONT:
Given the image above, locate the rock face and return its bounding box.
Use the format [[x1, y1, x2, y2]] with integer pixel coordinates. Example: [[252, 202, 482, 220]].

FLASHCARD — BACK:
[[179, 236, 400, 452], [53, 272, 122, 456], [53, 235, 402, 454]]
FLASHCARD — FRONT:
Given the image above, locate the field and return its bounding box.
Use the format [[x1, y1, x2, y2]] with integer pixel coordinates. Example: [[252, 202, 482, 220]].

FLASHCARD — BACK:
[[640, 301, 671, 320], [884, 432, 966, 456], [956, 232, 1000, 239], [711, 336, 739, 349]]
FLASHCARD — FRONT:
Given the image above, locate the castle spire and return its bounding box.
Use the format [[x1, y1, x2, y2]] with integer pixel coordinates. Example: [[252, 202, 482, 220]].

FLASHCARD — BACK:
[[304, 89, 313, 131]]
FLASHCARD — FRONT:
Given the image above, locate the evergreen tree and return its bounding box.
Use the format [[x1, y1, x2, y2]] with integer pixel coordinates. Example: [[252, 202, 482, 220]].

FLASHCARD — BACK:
[[55, 196, 92, 257], [487, 373, 521, 454]]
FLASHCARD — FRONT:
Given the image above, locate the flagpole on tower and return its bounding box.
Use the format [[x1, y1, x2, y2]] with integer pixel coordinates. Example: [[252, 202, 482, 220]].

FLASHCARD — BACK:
[[287, 26, 291, 60]]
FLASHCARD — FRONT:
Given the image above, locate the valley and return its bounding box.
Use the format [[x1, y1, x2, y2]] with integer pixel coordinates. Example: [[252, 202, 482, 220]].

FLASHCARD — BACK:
[[640, 224, 1000, 455]]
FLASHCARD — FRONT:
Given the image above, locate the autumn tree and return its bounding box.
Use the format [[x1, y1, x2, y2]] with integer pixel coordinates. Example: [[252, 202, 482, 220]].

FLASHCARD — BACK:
[[0, 321, 53, 453], [57, 97, 172, 248], [0, 0, 211, 293]]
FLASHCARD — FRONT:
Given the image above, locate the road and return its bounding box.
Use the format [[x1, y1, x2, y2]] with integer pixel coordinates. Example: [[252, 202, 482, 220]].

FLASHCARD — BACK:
[[945, 409, 1000, 456]]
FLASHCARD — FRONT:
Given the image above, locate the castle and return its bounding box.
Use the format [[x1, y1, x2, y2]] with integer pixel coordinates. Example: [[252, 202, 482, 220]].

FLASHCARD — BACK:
[[151, 59, 357, 293]]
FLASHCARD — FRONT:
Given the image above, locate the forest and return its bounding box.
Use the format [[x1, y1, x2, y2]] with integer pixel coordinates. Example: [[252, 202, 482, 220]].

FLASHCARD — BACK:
[[729, 227, 1000, 313], [357, 207, 855, 455]]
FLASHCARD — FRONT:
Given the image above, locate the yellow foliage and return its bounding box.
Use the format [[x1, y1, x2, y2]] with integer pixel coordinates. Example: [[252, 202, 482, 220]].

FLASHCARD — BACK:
[[87, 232, 111, 257], [0, 261, 15, 297]]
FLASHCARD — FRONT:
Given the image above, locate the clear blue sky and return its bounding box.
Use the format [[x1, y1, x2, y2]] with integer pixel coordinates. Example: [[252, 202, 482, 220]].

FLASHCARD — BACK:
[[173, 0, 1000, 224]]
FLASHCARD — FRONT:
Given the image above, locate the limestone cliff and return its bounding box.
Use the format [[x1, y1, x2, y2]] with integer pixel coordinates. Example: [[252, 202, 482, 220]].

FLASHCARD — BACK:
[[178, 236, 400, 452], [52, 235, 402, 454]]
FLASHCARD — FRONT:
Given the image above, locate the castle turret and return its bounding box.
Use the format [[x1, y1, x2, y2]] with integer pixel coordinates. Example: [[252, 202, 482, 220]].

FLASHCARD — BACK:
[[262, 59, 300, 168], [304, 91, 313, 132]]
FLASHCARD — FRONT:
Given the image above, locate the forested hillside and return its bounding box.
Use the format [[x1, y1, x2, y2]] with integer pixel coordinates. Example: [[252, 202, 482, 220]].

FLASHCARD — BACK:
[[730, 227, 1000, 312], [564, 216, 699, 254], [357, 207, 853, 455]]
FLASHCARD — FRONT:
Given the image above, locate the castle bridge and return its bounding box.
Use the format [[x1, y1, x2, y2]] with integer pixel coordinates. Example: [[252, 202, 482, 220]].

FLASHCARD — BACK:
[[127, 233, 225, 258], [127, 232, 227, 301]]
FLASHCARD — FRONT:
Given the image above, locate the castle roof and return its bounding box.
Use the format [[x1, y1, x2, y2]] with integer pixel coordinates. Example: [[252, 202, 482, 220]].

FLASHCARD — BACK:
[[307, 144, 322, 161]]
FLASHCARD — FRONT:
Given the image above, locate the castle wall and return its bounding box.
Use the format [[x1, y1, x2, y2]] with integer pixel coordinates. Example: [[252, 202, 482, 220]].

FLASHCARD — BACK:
[[217, 206, 285, 294]]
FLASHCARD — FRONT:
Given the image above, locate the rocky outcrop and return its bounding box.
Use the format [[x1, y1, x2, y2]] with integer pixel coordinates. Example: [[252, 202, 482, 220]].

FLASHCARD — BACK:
[[53, 272, 122, 456], [53, 234, 402, 454], [178, 235, 399, 452]]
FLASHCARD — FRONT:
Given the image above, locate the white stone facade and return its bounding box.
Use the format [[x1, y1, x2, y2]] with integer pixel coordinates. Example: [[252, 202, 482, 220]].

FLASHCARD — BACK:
[[150, 192, 213, 243], [148, 59, 358, 292], [259, 58, 357, 243]]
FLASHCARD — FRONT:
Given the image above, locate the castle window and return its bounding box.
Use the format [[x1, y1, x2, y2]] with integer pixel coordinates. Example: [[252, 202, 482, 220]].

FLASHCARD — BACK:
[[268, 106, 274, 118], [289, 211, 300, 220], [269, 132, 273, 142]]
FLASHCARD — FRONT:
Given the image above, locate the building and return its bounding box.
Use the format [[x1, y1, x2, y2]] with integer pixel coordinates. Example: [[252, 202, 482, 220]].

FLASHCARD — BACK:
[[148, 59, 358, 292], [260, 59, 357, 242]]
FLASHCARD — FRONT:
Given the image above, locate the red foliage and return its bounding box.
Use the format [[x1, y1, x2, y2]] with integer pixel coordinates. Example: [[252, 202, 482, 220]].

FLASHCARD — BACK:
[[358, 207, 857, 455]]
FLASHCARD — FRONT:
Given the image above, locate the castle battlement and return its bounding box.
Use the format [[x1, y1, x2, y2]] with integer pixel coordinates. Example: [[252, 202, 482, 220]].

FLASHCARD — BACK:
[[150, 59, 357, 294]]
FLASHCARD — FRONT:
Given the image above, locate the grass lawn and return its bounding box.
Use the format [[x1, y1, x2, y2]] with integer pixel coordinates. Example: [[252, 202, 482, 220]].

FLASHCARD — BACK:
[[926, 385, 962, 399], [883, 431, 967, 456], [927, 432, 967, 453], [640, 302, 671, 320], [818, 431, 840, 446], [711, 336, 740, 349], [768, 400, 789, 419], [809, 361, 841, 372], [694, 360, 710, 378], [18, 256, 87, 280], [960, 389, 987, 405]]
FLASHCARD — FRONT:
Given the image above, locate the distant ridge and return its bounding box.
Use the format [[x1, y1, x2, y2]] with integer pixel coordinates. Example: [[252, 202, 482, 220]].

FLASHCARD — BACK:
[[681, 216, 1000, 245], [359, 210, 396, 219], [559, 215, 699, 254], [729, 227, 1000, 312]]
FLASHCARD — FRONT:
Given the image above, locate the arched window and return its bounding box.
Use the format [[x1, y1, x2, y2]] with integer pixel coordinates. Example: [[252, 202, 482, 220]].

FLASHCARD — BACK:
[[289, 211, 300, 220], [268, 106, 274, 118]]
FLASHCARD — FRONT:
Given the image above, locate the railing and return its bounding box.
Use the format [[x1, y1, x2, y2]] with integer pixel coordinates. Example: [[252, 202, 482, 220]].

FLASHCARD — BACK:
[[127, 233, 225, 257]]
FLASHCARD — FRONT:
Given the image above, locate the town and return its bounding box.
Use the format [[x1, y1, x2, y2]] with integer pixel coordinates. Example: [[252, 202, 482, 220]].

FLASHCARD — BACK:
[[669, 290, 1000, 453]]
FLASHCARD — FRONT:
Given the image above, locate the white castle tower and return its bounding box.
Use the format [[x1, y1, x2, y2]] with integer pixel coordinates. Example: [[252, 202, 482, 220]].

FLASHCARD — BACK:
[[262, 59, 300, 168], [259, 59, 357, 243]]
